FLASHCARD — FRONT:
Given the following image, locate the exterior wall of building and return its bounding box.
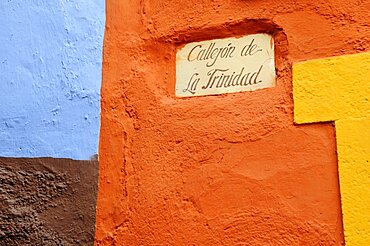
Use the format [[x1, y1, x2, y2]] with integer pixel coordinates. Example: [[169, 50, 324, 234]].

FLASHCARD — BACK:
[[0, 0, 369, 245], [0, 157, 98, 245], [0, 0, 104, 160], [0, 1, 104, 245], [95, 0, 369, 245], [293, 52, 370, 245]]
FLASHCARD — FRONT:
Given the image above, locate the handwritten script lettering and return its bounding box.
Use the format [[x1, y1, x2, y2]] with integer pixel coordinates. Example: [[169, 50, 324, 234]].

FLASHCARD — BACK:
[[176, 34, 276, 97]]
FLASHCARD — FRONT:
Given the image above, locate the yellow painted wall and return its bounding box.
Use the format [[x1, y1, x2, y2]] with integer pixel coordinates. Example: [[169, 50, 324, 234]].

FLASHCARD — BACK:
[[293, 52, 370, 245], [336, 117, 370, 245], [293, 52, 370, 124]]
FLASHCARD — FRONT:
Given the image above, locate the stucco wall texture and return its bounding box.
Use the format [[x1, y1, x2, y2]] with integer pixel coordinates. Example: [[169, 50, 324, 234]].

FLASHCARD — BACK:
[[0, 0, 105, 160], [293, 52, 370, 245], [95, 0, 369, 245], [0, 157, 98, 245], [0, 1, 104, 244]]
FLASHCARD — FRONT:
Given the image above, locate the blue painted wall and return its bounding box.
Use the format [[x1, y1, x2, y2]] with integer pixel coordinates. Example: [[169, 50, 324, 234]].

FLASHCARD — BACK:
[[0, 1, 105, 160]]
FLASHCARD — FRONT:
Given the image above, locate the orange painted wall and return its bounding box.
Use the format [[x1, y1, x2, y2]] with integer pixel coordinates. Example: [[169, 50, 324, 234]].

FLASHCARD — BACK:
[[95, 0, 369, 244]]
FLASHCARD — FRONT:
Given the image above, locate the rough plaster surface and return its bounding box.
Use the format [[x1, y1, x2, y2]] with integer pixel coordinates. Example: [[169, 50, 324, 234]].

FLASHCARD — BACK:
[[293, 52, 370, 123], [0, 0, 105, 160], [94, 0, 369, 244], [0, 157, 99, 245], [293, 53, 370, 245], [336, 118, 370, 246]]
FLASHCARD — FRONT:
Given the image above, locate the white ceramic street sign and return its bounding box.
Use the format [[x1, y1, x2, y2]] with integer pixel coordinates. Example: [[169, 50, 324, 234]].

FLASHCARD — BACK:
[[176, 33, 276, 97]]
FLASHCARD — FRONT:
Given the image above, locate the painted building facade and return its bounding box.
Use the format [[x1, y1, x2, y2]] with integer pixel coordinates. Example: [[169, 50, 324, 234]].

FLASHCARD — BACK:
[[0, 0, 369, 245], [0, 0, 104, 244]]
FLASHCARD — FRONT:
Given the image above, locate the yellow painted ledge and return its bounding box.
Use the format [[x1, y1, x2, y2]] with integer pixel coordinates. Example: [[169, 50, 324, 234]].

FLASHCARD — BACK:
[[293, 52, 370, 124], [293, 52, 370, 246]]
